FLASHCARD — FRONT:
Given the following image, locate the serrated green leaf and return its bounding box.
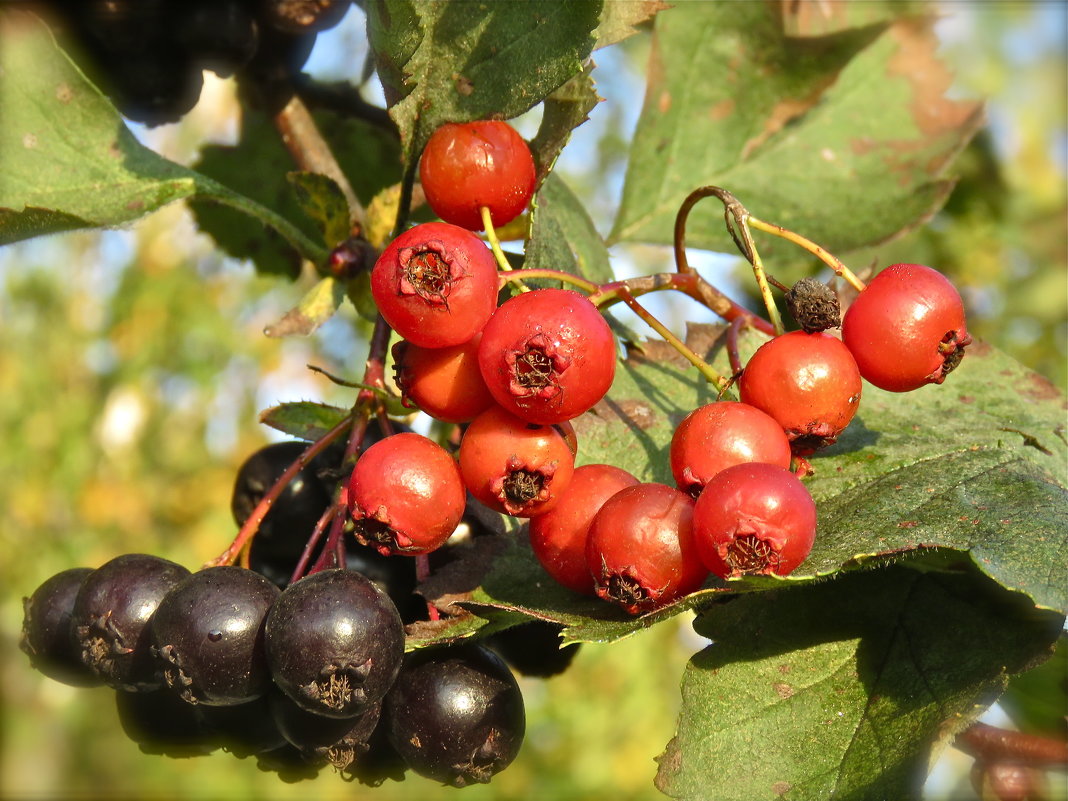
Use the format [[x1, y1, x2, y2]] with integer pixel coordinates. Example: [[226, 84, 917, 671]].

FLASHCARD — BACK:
[[258, 401, 350, 441], [0, 12, 324, 260], [263, 276, 346, 338], [528, 62, 601, 182], [655, 566, 1063, 801], [593, 0, 669, 50], [367, 0, 602, 159], [286, 171, 352, 248], [609, 4, 983, 255], [526, 172, 614, 284]]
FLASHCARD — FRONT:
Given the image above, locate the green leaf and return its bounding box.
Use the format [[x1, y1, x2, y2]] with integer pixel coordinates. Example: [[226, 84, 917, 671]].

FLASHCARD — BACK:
[[0, 12, 324, 260], [998, 632, 1067, 738], [525, 172, 614, 284], [593, 0, 669, 50], [258, 401, 350, 441], [609, 4, 983, 255], [367, 0, 602, 159], [655, 566, 1064, 801], [263, 276, 346, 338], [286, 172, 352, 248], [529, 62, 601, 183]]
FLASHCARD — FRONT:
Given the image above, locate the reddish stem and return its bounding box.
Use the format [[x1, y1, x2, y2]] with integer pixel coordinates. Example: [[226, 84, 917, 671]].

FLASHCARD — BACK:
[[288, 502, 340, 584], [415, 554, 440, 621], [955, 722, 1068, 768], [726, 315, 747, 377]]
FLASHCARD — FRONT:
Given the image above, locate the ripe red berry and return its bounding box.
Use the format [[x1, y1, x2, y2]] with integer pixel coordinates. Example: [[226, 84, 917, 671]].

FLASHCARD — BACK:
[[478, 288, 616, 426], [842, 263, 972, 392], [458, 405, 575, 518], [392, 333, 495, 424], [738, 330, 862, 455], [669, 401, 793, 497], [419, 120, 536, 231], [371, 222, 499, 348], [528, 463, 640, 596], [348, 433, 466, 555], [585, 483, 708, 615], [692, 462, 817, 579]]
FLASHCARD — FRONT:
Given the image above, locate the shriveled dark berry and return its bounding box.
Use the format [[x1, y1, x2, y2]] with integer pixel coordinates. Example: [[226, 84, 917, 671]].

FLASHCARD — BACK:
[[785, 277, 841, 333], [21, 567, 101, 687], [385, 645, 525, 787], [265, 569, 405, 718], [151, 566, 280, 706], [269, 688, 381, 770], [70, 553, 190, 691], [115, 688, 215, 758]]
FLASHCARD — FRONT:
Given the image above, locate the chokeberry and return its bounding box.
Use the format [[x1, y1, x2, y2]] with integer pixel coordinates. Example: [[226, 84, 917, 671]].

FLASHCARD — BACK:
[[151, 566, 280, 706], [269, 688, 382, 771], [265, 569, 405, 719], [692, 462, 817, 578], [371, 222, 499, 348], [478, 288, 617, 425], [115, 687, 216, 758], [384, 645, 525, 787], [419, 120, 537, 231], [842, 263, 972, 392], [21, 567, 102, 687], [485, 621, 581, 678]]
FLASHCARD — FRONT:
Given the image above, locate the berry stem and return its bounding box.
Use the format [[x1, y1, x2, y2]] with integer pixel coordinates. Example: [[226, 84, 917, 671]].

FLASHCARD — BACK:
[[498, 268, 600, 295], [414, 554, 440, 622], [726, 315, 746, 378], [289, 503, 340, 584], [746, 215, 866, 293], [481, 206, 514, 272], [955, 722, 1068, 767]]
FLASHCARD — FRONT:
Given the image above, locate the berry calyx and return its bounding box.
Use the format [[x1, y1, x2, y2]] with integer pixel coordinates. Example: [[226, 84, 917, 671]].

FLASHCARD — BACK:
[[842, 263, 972, 392], [738, 330, 862, 455], [458, 405, 576, 517], [419, 120, 536, 232], [585, 483, 708, 615], [391, 334, 495, 424], [692, 462, 817, 578], [669, 401, 793, 497], [478, 288, 617, 426], [371, 222, 499, 348], [347, 432, 466, 556]]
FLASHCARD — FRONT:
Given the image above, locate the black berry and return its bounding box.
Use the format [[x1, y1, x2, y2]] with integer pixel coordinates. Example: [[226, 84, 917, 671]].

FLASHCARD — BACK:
[[20, 567, 102, 687]]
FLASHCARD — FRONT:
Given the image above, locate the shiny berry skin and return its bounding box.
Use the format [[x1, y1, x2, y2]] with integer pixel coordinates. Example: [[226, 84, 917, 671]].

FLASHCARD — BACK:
[[669, 401, 793, 497], [478, 288, 616, 426], [269, 689, 381, 770], [265, 569, 405, 719], [419, 120, 536, 231], [20, 568, 102, 687], [842, 263, 972, 392], [738, 330, 862, 456], [150, 566, 280, 706], [528, 463, 639, 595], [348, 432, 466, 556], [70, 553, 191, 691], [392, 334, 495, 424], [585, 483, 708, 615], [371, 222, 499, 348], [384, 644, 525, 787], [693, 462, 817, 578], [458, 405, 576, 517]]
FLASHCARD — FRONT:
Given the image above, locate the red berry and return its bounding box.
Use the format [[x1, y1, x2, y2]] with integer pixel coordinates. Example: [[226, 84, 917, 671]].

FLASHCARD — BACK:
[[419, 120, 536, 231], [392, 333, 495, 424], [692, 462, 817, 579], [458, 405, 575, 518], [348, 433, 466, 556], [528, 464, 640, 596], [478, 288, 616, 426], [738, 330, 862, 456], [585, 483, 708, 615], [371, 222, 499, 348], [842, 263, 972, 392], [669, 401, 793, 497]]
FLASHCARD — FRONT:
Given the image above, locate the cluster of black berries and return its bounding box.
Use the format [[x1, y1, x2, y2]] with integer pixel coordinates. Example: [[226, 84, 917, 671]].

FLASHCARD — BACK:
[[18, 433, 572, 787], [29, 0, 352, 125]]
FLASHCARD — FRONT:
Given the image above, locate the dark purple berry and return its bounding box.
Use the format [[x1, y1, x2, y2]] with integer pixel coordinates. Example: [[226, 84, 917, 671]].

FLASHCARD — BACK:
[[265, 569, 405, 719], [485, 621, 580, 678], [385, 645, 525, 787], [151, 566, 280, 706], [269, 689, 381, 770], [70, 553, 190, 691], [20, 567, 101, 687], [199, 696, 288, 758]]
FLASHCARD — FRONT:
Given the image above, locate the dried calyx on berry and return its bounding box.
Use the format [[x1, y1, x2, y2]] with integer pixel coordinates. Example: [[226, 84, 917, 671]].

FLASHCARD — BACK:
[[785, 277, 841, 333]]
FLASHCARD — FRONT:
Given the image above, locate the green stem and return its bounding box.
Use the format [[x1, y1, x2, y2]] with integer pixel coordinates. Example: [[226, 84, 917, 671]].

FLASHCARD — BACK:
[[747, 216, 866, 293], [481, 206, 514, 273], [498, 268, 600, 295], [732, 213, 785, 336]]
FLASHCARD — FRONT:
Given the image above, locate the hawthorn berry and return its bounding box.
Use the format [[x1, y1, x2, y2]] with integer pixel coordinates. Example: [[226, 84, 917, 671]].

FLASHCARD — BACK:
[[669, 401, 793, 497], [528, 463, 640, 595], [419, 120, 537, 231], [478, 288, 616, 426], [738, 330, 862, 455], [692, 462, 817, 578], [458, 405, 576, 517], [347, 432, 466, 556], [392, 333, 495, 424], [371, 222, 499, 348], [842, 263, 972, 392], [585, 483, 708, 615]]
